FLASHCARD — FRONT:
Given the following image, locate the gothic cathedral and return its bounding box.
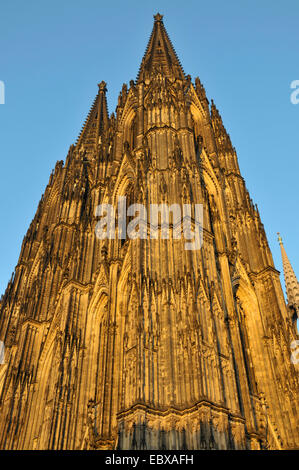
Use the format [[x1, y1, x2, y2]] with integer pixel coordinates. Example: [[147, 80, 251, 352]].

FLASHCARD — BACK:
[[0, 14, 298, 450]]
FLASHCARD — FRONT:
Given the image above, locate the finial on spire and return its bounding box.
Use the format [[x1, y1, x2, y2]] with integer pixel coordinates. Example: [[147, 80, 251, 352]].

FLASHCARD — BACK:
[[277, 232, 283, 245], [98, 81, 107, 92], [154, 13, 164, 22]]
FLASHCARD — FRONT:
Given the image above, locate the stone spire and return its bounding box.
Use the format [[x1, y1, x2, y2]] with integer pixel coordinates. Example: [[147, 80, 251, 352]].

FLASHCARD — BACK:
[[137, 13, 185, 82], [76, 80, 109, 151], [211, 99, 233, 152], [278, 233, 299, 320]]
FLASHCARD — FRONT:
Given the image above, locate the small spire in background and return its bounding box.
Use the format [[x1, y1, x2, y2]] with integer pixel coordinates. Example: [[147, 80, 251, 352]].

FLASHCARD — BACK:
[[277, 232, 299, 324]]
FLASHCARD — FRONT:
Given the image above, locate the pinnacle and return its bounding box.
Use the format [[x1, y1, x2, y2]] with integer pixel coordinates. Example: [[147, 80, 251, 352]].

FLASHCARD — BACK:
[[98, 81, 107, 92], [137, 14, 185, 82], [154, 12, 163, 22], [76, 83, 108, 149]]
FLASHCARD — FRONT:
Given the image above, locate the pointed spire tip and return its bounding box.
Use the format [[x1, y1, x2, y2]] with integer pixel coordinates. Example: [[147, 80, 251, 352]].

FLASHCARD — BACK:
[[277, 232, 283, 244], [137, 13, 185, 82], [154, 13, 164, 22], [98, 81, 107, 92]]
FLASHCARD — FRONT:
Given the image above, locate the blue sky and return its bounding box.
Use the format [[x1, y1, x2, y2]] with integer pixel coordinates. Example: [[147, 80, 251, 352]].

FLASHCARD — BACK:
[[0, 0, 298, 300]]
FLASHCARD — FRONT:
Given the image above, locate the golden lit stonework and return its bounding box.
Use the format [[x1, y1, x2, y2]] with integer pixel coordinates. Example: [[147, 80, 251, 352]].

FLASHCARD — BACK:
[[0, 15, 298, 450]]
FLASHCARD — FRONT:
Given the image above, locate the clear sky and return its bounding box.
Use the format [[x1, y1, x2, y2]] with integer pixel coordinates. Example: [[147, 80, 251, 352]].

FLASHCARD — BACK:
[[0, 0, 298, 301]]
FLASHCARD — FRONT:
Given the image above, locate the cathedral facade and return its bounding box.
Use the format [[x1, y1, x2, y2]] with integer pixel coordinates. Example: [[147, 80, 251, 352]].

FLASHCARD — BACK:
[[0, 14, 298, 450]]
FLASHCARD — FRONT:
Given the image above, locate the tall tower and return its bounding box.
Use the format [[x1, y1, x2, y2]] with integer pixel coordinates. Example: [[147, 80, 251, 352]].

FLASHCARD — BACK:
[[0, 14, 298, 450]]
